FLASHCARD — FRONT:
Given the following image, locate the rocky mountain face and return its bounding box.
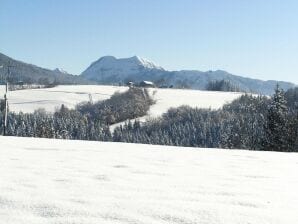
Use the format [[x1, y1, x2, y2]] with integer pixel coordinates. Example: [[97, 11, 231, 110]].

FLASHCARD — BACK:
[[0, 53, 92, 85], [81, 56, 296, 95]]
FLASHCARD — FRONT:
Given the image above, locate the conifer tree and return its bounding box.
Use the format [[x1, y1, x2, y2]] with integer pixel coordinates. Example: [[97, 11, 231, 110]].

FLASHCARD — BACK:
[[263, 85, 289, 151]]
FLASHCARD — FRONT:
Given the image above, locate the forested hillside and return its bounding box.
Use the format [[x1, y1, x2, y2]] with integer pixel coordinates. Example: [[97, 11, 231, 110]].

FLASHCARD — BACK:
[[1, 86, 297, 152], [0, 52, 91, 85], [115, 86, 298, 152]]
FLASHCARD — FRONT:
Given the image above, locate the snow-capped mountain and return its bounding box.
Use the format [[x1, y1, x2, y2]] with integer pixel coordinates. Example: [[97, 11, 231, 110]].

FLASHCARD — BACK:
[[81, 56, 164, 83], [81, 56, 296, 94]]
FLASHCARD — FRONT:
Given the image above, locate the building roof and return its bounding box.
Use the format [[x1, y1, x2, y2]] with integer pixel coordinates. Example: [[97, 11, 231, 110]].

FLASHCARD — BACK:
[[141, 81, 154, 85]]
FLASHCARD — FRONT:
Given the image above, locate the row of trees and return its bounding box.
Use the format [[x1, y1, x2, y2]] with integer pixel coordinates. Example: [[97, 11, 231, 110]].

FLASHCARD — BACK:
[[206, 79, 242, 92], [76, 87, 154, 125], [0, 108, 112, 141]]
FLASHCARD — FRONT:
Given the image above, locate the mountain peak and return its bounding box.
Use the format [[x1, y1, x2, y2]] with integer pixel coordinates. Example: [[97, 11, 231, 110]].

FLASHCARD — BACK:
[[81, 55, 164, 80], [128, 55, 163, 70], [93, 55, 163, 70], [54, 68, 68, 74]]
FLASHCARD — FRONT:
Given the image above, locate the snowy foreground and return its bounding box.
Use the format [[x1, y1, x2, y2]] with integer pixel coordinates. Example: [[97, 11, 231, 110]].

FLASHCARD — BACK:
[[1, 136, 298, 224], [0, 85, 242, 114]]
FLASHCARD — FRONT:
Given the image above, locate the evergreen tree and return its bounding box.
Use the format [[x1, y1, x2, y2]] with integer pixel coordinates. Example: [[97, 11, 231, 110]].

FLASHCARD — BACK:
[[263, 85, 289, 151]]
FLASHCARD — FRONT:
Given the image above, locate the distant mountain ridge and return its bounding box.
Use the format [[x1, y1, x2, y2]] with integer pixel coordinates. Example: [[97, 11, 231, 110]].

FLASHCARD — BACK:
[[81, 56, 296, 94], [0, 52, 295, 95], [0, 52, 92, 85]]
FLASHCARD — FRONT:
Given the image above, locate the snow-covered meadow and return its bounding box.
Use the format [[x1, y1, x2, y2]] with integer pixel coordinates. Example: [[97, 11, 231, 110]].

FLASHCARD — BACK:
[[0, 85, 128, 113], [0, 85, 242, 115], [0, 136, 297, 223], [144, 87, 242, 118]]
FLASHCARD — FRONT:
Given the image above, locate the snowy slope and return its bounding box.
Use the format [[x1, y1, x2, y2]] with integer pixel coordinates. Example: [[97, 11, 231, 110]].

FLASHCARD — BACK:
[[0, 85, 128, 113], [0, 136, 297, 224], [110, 88, 243, 130], [146, 88, 242, 117], [0, 85, 242, 114]]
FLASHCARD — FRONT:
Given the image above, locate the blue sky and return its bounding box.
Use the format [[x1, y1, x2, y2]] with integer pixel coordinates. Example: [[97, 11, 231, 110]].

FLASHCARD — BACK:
[[0, 0, 297, 83]]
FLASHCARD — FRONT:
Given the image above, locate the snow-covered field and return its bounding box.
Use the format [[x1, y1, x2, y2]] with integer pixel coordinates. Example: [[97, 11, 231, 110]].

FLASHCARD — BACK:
[[0, 85, 128, 113], [0, 136, 297, 223], [0, 85, 242, 115], [145, 88, 242, 118]]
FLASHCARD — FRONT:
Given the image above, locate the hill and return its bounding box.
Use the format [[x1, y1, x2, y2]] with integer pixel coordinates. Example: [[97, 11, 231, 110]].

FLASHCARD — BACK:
[[0, 136, 297, 223], [0, 85, 242, 113], [0, 52, 91, 85], [81, 56, 296, 95]]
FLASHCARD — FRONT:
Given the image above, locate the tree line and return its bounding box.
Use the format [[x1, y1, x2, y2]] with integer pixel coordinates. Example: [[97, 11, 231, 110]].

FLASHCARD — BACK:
[[0, 88, 153, 140], [205, 79, 242, 92], [114, 86, 298, 152]]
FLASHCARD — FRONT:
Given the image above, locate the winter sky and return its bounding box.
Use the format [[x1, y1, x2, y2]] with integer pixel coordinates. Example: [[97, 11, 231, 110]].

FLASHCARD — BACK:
[[0, 0, 297, 83]]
